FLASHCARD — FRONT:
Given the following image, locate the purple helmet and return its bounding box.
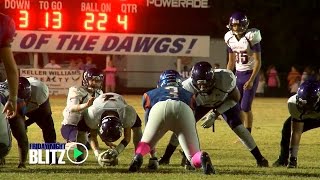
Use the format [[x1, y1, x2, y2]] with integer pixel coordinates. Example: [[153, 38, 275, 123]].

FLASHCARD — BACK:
[[18, 77, 31, 100], [296, 80, 320, 112], [191, 61, 214, 94], [227, 12, 249, 35], [98, 112, 123, 142], [82, 67, 104, 91]]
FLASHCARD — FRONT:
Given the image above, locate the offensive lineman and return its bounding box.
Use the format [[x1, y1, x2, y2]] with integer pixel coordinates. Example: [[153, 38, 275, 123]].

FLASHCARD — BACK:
[[83, 92, 145, 167], [273, 80, 320, 168], [61, 67, 103, 161], [0, 77, 30, 168], [225, 12, 262, 134], [129, 70, 215, 175], [0, 13, 19, 164], [159, 62, 269, 167]]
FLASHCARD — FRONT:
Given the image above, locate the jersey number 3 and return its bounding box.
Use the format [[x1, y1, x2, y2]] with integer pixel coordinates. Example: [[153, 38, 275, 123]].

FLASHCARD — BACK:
[[165, 87, 179, 99]]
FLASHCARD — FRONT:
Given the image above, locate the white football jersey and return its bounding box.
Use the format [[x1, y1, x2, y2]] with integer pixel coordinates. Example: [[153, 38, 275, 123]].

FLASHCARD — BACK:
[[0, 77, 49, 113], [84, 92, 137, 129], [62, 86, 102, 126], [27, 77, 49, 113], [224, 28, 262, 71], [183, 69, 237, 111], [288, 95, 320, 120]]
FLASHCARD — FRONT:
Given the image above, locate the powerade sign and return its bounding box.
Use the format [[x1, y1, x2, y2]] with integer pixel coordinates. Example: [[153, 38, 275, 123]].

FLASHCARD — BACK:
[[29, 143, 88, 165]]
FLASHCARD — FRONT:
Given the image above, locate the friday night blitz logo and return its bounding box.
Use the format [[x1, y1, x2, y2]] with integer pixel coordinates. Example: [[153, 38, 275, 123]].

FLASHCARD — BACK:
[[29, 143, 66, 164], [29, 143, 89, 165]]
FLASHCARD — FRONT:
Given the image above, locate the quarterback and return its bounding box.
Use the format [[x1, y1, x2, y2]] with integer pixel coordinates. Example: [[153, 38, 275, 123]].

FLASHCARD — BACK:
[[61, 67, 103, 162]]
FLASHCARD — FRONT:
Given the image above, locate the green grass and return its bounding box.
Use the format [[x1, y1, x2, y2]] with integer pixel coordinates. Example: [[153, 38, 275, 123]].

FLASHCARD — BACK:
[[1, 96, 320, 180]]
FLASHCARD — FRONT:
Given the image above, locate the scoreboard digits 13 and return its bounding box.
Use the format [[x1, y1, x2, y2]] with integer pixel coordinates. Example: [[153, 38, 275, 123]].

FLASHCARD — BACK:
[[1, 0, 212, 35]]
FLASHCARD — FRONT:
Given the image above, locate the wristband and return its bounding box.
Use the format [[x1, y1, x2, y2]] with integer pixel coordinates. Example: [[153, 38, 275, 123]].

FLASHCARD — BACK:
[[115, 140, 128, 154]]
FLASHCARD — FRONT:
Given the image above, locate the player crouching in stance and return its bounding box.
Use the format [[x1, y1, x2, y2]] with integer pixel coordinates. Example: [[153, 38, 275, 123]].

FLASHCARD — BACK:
[[129, 70, 215, 175], [83, 92, 143, 167], [159, 62, 268, 168], [61, 68, 103, 162], [0, 77, 31, 168], [273, 80, 320, 168]]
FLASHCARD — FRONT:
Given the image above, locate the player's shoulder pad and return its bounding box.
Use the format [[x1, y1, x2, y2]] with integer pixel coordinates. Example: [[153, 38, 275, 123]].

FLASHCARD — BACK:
[[224, 30, 234, 43], [182, 77, 196, 93], [69, 86, 87, 97], [245, 28, 262, 45], [213, 69, 236, 93], [287, 94, 301, 120], [121, 105, 137, 128]]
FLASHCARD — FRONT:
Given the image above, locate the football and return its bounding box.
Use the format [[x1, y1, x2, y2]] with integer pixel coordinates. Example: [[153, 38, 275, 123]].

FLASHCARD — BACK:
[[97, 150, 119, 167]]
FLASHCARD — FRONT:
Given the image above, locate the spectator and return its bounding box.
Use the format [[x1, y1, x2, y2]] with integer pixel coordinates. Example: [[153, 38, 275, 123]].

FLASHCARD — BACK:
[[287, 66, 301, 93], [300, 66, 317, 83], [83, 56, 96, 71], [288, 76, 300, 96], [77, 57, 85, 70], [44, 58, 61, 69], [266, 65, 280, 96], [256, 70, 266, 97], [287, 66, 301, 86], [103, 59, 117, 92], [68, 59, 79, 70]]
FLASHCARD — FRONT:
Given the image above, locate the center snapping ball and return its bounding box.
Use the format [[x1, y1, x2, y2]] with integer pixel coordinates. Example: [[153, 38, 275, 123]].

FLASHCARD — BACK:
[[97, 149, 119, 167]]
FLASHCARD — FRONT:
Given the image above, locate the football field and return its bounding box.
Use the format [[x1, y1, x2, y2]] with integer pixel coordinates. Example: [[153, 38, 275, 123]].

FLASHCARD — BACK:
[[1, 96, 320, 180]]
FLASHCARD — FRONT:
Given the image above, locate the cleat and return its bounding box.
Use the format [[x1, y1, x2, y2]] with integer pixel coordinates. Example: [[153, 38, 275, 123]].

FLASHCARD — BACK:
[[201, 152, 215, 175], [18, 163, 26, 168], [158, 157, 170, 165], [287, 157, 297, 168], [147, 157, 159, 170], [129, 154, 143, 172], [257, 157, 269, 167], [179, 149, 187, 167], [272, 158, 288, 167], [185, 160, 196, 171]]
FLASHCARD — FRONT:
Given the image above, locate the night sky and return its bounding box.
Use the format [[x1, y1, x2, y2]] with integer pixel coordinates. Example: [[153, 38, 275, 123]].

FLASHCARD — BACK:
[[207, 0, 320, 72]]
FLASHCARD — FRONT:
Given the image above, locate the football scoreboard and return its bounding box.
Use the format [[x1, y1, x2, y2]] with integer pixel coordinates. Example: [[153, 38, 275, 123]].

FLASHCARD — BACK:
[[1, 0, 212, 56], [2, 0, 212, 34]]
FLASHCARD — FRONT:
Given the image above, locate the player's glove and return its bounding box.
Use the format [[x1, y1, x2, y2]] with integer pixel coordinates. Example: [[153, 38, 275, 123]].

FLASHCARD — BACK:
[[201, 112, 218, 128]]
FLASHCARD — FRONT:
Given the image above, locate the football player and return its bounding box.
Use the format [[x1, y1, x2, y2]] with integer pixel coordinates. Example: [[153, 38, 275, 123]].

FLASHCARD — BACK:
[[21, 77, 57, 144], [129, 70, 215, 175], [61, 67, 103, 161], [273, 80, 320, 168], [0, 77, 31, 168], [83, 92, 143, 166], [225, 12, 262, 134], [0, 13, 19, 165], [159, 62, 269, 168]]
